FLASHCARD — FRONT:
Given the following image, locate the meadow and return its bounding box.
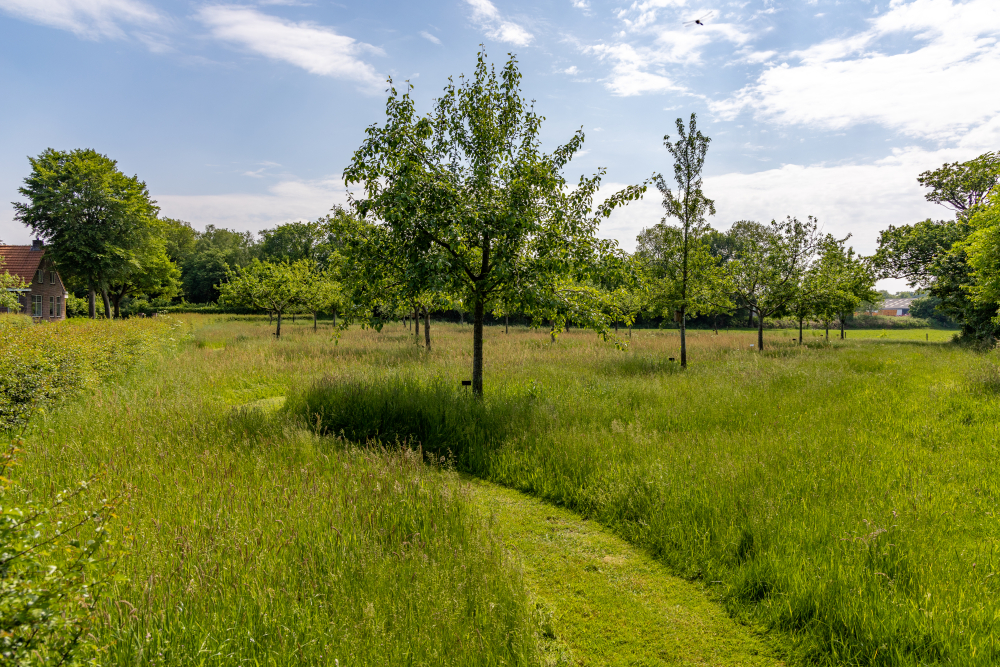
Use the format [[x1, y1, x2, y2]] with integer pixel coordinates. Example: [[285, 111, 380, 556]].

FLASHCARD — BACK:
[[7, 315, 997, 666]]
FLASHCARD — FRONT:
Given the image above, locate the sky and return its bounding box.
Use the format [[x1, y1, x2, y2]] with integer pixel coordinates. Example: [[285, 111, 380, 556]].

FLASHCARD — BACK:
[[2, 0, 999, 292]]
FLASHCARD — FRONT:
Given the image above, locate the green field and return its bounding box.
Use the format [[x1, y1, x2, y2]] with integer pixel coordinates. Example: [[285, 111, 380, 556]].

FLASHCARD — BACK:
[[11, 316, 999, 666]]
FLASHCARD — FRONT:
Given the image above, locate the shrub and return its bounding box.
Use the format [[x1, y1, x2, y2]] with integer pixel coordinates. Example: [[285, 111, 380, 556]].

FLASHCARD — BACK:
[[0, 449, 116, 666]]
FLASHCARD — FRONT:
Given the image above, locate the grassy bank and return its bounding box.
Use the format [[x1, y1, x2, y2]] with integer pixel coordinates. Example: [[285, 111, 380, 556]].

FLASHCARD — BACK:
[[290, 321, 999, 666], [13, 316, 541, 666]]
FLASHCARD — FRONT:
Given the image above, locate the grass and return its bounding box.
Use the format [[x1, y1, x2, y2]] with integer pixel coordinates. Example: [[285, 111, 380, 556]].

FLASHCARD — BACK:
[[464, 477, 782, 666], [287, 320, 996, 666], [12, 317, 542, 666], [10, 316, 994, 666]]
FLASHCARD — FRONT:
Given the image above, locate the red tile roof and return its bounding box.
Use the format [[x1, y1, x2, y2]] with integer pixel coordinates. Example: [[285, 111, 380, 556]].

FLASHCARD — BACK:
[[0, 246, 45, 283]]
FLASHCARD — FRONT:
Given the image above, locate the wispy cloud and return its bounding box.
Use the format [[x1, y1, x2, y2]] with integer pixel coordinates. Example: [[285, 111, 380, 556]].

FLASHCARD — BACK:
[[198, 6, 385, 89], [585, 4, 752, 96], [465, 0, 533, 46], [420, 30, 442, 44], [712, 0, 1000, 142], [0, 0, 162, 39]]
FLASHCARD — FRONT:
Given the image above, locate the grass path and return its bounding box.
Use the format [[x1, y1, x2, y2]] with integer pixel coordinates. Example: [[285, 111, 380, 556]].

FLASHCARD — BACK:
[[465, 477, 784, 666]]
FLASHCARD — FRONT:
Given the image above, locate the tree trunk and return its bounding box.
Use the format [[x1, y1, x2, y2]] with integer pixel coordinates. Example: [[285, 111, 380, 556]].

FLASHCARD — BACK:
[[840, 314, 845, 340], [472, 294, 484, 397], [713, 313, 718, 334], [101, 287, 111, 320], [629, 325, 632, 339], [333, 308, 337, 328], [269, 311, 273, 324], [88, 287, 96, 319], [747, 309, 754, 328], [615, 320, 619, 333], [313, 312, 317, 331], [757, 312, 764, 351], [276, 311, 282, 338], [825, 321, 829, 341], [424, 307, 431, 351], [460, 310, 464, 325], [113, 295, 121, 319], [414, 305, 420, 342], [505, 314, 508, 334], [799, 317, 804, 344], [680, 307, 688, 368]]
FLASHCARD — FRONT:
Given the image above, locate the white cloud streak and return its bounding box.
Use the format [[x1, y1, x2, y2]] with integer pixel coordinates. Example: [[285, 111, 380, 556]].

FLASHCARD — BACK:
[[198, 6, 385, 89], [712, 0, 1000, 142], [154, 177, 350, 235], [420, 30, 442, 44], [465, 0, 533, 46], [0, 0, 161, 39]]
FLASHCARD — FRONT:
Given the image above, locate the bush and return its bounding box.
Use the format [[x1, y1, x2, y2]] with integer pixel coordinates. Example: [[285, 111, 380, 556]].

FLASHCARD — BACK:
[[0, 449, 116, 666], [0, 316, 177, 433], [64, 295, 89, 319]]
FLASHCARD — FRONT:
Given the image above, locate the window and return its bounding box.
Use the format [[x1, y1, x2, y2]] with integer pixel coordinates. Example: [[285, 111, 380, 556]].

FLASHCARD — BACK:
[[32, 296, 42, 317], [49, 296, 54, 317], [56, 296, 62, 317], [36, 269, 44, 284], [49, 271, 55, 285]]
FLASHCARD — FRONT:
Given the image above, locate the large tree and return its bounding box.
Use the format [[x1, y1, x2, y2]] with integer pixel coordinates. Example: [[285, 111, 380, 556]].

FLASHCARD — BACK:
[[917, 152, 999, 214], [345, 50, 646, 395], [13, 148, 159, 318], [654, 113, 716, 367]]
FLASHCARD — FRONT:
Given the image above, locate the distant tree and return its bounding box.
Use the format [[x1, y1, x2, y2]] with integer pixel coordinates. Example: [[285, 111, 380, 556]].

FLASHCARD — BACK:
[[105, 222, 182, 317], [654, 113, 716, 367], [218, 259, 311, 338], [0, 257, 28, 312], [297, 268, 343, 331], [811, 235, 878, 340], [917, 152, 999, 214], [345, 50, 646, 394], [726, 217, 820, 351], [161, 218, 197, 266], [181, 225, 258, 303], [13, 148, 159, 319]]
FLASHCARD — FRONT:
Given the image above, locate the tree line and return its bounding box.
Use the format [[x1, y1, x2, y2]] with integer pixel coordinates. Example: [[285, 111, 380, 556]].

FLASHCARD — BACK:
[[10, 49, 998, 394]]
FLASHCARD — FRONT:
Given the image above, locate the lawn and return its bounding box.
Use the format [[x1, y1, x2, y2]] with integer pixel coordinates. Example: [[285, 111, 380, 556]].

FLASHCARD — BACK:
[[11, 315, 996, 666]]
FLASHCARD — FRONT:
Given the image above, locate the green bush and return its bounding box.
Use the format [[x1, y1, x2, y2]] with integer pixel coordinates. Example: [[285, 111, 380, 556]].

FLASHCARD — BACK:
[[0, 449, 116, 666]]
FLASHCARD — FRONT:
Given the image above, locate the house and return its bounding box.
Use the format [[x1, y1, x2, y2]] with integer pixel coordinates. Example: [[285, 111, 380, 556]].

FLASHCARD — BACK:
[[877, 297, 916, 317], [0, 240, 69, 321]]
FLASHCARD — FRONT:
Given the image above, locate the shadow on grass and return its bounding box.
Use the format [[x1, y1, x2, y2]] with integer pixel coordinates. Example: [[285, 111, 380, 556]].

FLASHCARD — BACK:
[[286, 374, 537, 472]]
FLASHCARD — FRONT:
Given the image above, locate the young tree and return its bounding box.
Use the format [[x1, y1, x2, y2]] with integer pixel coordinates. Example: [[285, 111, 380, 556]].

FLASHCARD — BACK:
[[635, 223, 731, 349], [0, 256, 28, 312], [13, 148, 159, 319], [655, 113, 716, 367], [218, 259, 311, 338], [345, 50, 646, 395], [298, 268, 343, 331], [105, 233, 182, 317], [726, 217, 820, 351]]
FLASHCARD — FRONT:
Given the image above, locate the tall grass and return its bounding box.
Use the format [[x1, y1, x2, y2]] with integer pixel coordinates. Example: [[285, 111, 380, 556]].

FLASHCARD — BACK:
[[287, 321, 999, 666], [13, 317, 541, 666]]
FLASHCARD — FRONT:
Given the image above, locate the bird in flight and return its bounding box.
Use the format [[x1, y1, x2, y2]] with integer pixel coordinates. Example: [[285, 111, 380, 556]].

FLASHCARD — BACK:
[[683, 11, 715, 26]]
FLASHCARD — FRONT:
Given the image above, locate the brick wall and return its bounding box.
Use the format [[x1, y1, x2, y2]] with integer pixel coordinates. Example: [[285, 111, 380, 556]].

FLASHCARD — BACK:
[[20, 257, 68, 321]]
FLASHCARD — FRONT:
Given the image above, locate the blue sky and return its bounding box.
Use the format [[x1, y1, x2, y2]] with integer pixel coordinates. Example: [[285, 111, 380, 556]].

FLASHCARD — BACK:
[[2, 0, 999, 290]]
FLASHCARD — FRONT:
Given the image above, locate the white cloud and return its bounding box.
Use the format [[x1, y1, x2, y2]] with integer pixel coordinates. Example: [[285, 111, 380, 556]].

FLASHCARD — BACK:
[[712, 0, 1000, 142], [154, 176, 350, 234], [586, 4, 751, 96], [0, 0, 161, 39], [564, 65, 579, 75], [465, 0, 533, 46], [420, 30, 442, 44], [198, 6, 385, 89]]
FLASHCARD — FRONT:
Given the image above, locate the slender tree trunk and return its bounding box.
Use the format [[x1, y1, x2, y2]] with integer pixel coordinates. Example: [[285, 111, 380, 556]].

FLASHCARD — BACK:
[[101, 287, 111, 320], [714, 313, 718, 334], [269, 311, 273, 324], [505, 314, 508, 334], [757, 311, 764, 351], [313, 312, 317, 331], [799, 317, 804, 344], [424, 307, 431, 350], [840, 314, 845, 340], [88, 287, 96, 319], [113, 295, 121, 319], [414, 305, 420, 343], [680, 307, 688, 368], [276, 311, 282, 338], [549, 320, 556, 343], [629, 325, 632, 339], [825, 321, 830, 341], [333, 308, 337, 328], [615, 320, 619, 333], [460, 310, 464, 325], [747, 309, 753, 328], [472, 294, 484, 397]]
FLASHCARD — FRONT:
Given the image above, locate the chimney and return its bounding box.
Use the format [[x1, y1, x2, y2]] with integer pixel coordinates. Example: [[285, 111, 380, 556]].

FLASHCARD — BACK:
[[30, 239, 43, 251]]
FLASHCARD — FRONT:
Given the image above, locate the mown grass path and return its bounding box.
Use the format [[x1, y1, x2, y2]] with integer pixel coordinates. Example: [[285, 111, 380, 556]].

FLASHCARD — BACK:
[[465, 477, 784, 666]]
